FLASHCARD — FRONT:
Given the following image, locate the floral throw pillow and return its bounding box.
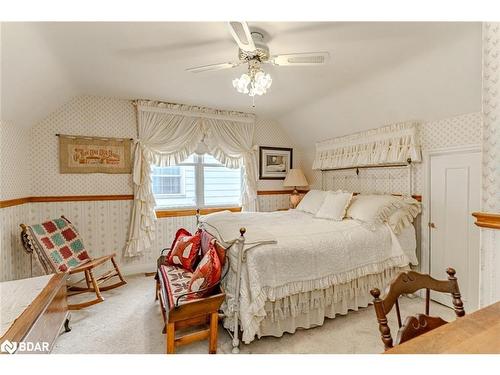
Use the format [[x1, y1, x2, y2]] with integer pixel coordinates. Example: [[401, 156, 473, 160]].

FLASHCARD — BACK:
[[187, 243, 222, 299], [166, 229, 202, 272]]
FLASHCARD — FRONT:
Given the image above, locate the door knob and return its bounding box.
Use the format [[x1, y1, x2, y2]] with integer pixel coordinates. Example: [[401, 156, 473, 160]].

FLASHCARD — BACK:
[[429, 222, 437, 229]]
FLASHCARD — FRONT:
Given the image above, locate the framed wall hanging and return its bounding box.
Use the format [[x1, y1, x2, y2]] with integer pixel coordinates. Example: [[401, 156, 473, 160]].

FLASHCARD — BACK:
[[259, 146, 293, 180], [58, 134, 132, 174]]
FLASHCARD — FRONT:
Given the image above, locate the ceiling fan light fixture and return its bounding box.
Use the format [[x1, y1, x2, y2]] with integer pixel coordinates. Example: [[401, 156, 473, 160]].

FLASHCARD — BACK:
[[233, 63, 272, 97], [232, 73, 252, 94]]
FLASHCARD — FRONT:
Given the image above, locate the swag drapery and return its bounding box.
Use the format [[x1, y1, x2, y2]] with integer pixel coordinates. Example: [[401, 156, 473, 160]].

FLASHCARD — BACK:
[[125, 100, 257, 257]]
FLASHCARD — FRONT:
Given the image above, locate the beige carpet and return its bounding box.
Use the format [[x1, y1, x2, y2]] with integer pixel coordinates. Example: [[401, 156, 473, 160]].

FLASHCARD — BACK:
[[52, 274, 456, 354]]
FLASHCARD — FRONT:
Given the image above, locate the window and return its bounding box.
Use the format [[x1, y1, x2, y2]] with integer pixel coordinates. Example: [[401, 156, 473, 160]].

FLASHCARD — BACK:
[[152, 166, 184, 196], [152, 154, 241, 209]]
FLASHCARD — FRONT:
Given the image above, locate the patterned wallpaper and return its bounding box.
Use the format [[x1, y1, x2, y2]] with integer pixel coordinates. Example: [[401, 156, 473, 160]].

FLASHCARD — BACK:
[[480, 22, 500, 306], [482, 23, 500, 213], [0, 95, 298, 281], [254, 118, 303, 191], [0, 121, 32, 200], [29, 96, 301, 196], [30, 96, 136, 196], [318, 112, 483, 195], [0, 200, 199, 281]]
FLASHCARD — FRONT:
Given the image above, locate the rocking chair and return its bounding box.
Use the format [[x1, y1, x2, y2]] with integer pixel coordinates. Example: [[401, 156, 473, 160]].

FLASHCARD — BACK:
[[20, 215, 126, 310]]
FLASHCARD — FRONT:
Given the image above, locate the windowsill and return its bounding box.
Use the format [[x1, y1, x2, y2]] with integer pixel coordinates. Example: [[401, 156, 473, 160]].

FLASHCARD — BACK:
[[155, 206, 242, 218]]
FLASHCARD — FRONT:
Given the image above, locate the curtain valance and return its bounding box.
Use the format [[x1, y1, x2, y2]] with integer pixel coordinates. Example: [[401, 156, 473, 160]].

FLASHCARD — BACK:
[[125, 100, 258, 257], [312, 122, 422, 170], [134, 100, 256, 123]]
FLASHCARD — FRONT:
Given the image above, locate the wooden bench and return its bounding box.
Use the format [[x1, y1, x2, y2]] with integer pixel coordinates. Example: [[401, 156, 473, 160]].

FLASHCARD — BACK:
[[156, 263, 225, 354]]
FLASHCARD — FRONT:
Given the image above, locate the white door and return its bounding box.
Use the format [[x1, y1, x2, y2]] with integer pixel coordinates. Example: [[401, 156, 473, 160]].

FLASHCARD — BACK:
[[429, 150, 481, 312]]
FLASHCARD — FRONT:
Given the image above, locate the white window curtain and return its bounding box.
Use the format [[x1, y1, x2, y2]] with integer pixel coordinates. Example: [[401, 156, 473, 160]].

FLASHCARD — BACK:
[[204, 118, 258, 212], [125, 100, 257, 257]]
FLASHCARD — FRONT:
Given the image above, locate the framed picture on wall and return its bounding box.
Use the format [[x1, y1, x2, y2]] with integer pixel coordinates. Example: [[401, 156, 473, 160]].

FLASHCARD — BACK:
[[259, 146, 293, 180], [58, 134, 132, 174]]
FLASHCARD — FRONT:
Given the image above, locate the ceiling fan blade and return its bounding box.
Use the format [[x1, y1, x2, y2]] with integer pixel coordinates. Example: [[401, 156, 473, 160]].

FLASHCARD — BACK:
[[271, 52, 330, 66], [228, 21, 256, 52], [186, 62, 240, 73]]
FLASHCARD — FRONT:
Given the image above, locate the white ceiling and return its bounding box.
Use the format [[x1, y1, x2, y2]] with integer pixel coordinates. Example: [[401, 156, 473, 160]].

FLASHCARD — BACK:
[[1, 22, 482, 149]]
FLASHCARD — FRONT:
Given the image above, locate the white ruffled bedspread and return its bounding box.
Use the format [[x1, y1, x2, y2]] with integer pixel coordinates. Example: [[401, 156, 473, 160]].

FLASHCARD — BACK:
[[200, 209, 416, 343]]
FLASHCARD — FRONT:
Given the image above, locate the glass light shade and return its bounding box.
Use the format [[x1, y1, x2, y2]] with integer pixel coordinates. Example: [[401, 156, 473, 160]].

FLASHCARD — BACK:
[[233, 69, 272, 97]]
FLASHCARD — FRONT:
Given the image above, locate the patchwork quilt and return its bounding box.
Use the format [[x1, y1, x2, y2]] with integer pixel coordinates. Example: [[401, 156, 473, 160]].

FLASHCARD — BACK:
[[24, 216, 91, 273]]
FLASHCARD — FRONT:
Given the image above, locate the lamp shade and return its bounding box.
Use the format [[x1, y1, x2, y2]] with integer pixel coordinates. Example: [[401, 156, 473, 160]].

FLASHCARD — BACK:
[[283, 169, 308, 187]]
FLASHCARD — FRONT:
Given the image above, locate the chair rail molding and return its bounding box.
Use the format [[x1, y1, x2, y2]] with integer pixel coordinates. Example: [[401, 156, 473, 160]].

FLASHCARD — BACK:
[[472, 212, 500, 230]]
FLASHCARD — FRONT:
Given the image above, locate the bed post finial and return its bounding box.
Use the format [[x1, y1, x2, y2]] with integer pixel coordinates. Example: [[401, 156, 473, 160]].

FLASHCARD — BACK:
[[406, 158, 413, 196], [231, 226, 247, 354]]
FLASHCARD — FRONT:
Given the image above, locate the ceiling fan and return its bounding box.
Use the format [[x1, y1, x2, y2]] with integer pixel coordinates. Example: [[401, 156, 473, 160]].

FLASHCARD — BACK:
[[186, 22, 330, 99]]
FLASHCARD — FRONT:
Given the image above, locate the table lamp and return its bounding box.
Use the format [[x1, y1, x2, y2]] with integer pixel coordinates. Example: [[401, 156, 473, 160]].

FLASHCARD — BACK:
[[283, 169, 308, 208]]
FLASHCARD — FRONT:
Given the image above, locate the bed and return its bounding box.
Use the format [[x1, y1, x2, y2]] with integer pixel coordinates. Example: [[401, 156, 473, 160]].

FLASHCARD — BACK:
[[199, 207, 418, 352]]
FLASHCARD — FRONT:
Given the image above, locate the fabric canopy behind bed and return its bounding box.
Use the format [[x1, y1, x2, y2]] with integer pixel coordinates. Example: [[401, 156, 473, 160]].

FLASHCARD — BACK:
[[312, 122, 422, 170], [125, 100, 258, 257]]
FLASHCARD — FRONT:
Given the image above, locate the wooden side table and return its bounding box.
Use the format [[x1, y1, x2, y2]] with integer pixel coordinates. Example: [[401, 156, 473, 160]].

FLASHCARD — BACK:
[[385, 301, 500, 354]]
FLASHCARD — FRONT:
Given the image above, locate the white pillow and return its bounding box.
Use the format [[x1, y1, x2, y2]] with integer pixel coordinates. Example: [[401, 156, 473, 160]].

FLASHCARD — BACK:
[[347, 194, 421, 224], [387, 199, 422, 234], [346, 194, 402, 223], [296, 190, 327, 215], [315, 191, 354, 221]]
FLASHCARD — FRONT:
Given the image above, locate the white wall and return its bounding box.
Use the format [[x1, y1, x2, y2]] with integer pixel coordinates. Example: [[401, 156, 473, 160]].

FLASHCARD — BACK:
[[0, 121, 32, 280], [0, 121, 31, 200], [279, 23, 482, 187]]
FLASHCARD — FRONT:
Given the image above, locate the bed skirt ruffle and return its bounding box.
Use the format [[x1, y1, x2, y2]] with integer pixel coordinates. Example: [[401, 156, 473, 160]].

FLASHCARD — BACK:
[[223, 265, 408, 344]]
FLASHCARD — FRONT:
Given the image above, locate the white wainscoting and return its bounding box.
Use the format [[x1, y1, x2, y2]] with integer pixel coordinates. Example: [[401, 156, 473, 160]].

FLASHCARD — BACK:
[[28, 200, 198, 278], [0, 194, 291, 281], [258, 194, 291, 212], [0, 204, 32, 281]]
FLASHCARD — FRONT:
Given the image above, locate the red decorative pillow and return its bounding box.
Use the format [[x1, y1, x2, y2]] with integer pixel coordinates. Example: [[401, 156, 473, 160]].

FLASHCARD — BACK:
[[211, 239, 226, 266], [187, 243, 222, 299], [166, 229, 201, 272], [200, 229, 215, 256], [199, 229, 226, 266], [168, 228, 191, 255]]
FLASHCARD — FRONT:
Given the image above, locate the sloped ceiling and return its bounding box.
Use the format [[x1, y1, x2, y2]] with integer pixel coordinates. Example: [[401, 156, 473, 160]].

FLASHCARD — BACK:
[[1, 22, 482, 150]]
